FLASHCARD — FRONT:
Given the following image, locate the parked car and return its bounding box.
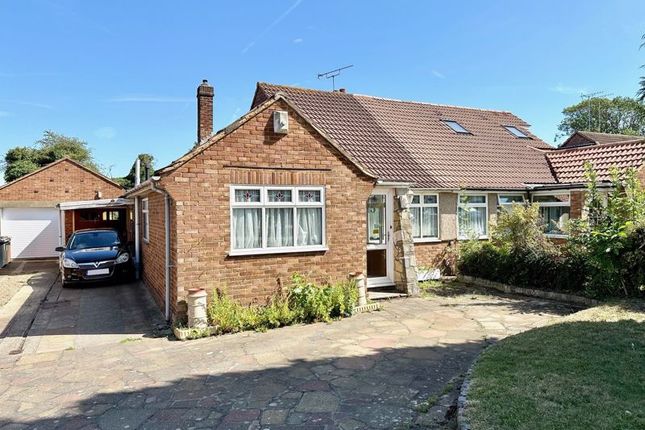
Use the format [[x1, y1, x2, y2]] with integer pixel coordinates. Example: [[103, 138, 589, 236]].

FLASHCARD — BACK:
[[55, 228, 133, 286]]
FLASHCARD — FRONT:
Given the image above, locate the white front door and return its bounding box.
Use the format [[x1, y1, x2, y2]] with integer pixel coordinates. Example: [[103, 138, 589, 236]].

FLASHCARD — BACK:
[[366, 190, 394, 287], [1, 208, 61, 259]]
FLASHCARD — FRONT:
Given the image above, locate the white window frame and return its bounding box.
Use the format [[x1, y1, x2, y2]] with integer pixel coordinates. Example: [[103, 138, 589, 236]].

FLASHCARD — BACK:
[[457, 193, 488, 239], [229, 185, 327, 256], [497, 193, 527, 211], [410, 192, 440, 242], [532, 191, 571, 238], [141, 198, 150, 242]]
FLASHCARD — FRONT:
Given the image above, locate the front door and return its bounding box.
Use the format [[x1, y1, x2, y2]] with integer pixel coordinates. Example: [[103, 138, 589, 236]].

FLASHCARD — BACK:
[[366, 190, 394, 287]]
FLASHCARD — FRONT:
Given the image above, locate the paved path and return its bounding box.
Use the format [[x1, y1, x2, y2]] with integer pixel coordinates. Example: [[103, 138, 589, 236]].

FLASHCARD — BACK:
[[0, 262, 164, 357], [0, 284, 576, 429]]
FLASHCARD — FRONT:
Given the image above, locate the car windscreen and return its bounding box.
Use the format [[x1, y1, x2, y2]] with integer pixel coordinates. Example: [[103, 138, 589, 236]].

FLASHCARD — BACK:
[[68, 231, 120, 250]]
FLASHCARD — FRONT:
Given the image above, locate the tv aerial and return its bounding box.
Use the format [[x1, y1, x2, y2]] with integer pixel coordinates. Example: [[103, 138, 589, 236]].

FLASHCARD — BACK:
[[317, 65, 353, 90]]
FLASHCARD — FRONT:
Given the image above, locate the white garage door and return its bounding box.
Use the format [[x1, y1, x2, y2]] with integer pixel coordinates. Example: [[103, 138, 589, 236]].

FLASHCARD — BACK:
[[1, 208, 61, 259]]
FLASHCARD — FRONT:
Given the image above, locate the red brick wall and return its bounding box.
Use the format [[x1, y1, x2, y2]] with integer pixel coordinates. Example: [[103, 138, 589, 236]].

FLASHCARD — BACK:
[[138, 191, 176, 316], [0, 159, 123, 202], [570, 191, 585, 219], [146, 99, 374, 316]]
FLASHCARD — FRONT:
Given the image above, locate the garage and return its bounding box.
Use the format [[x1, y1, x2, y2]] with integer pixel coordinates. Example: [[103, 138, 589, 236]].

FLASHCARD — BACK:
[[0, 158, 125, 260], [0, 208, 61, 259]]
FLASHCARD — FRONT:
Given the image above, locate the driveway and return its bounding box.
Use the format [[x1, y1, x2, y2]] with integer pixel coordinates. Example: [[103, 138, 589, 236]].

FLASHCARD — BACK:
[[0, 260, 164, 357], [0, 282, 577, 430]]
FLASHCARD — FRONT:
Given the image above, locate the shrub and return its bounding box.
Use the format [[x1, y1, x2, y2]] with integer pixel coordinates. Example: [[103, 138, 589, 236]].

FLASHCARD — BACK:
[[458, 203, 588, 294], [206, 275, 359, 335]]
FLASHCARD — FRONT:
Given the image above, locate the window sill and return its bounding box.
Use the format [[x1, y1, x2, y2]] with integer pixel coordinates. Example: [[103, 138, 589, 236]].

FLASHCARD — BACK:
[[228, 245, 329, 257], [457, 236, 489, 241], [546, 234, 569, 239], [413, 238, 442, 243]]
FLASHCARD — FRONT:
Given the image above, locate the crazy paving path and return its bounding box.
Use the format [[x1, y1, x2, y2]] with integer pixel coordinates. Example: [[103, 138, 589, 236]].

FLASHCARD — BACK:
[[0, 287, 576, 429]]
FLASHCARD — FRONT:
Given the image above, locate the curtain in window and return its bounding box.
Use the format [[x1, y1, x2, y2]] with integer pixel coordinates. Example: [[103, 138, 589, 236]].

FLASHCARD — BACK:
[[410, 207, 421, 238], [422, 207, 438, 237], [459, 207, 487, 237], [540, 207, 570, 234], [297, 208, 322, 246], [232, 208, 261, 249], [266, 208, 294, 247]]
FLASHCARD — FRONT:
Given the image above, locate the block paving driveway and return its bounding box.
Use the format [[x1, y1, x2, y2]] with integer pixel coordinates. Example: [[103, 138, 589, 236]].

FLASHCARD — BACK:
[[0, 263, 577, 429]]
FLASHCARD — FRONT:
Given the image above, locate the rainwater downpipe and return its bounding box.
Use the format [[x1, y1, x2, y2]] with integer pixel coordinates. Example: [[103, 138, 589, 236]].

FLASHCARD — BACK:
[[134, 159, 141, 279], [150, 180, 171, 321]]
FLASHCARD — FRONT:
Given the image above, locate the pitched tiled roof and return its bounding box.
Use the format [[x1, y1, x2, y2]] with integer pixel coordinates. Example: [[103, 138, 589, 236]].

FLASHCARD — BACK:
[[559, 130, 645, 149], [253, 83, 557, 189], [547, 138, 645, 183], [0, 157, 124, 191]]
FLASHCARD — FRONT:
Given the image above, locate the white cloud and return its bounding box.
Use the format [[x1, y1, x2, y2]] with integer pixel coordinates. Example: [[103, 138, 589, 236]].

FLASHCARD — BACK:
[[431, 70, 445, 79], [550, 83, 588, 95], [0, 99, 53, 109], [293, 38, 303, 44], [241, 0, 304, 54], [105, 95, 191, 103], [94, 126, 116, 139]]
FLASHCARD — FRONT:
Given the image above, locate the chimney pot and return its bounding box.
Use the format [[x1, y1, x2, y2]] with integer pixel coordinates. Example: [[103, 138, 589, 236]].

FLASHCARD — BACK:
[[197, 79, 214, 143]]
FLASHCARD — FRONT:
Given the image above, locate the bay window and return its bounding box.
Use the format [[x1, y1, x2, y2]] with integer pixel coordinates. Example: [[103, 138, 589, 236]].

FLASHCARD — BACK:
[[458, 194, 488, 238], [532, 193, 570, 236], [410, 193, 439, 240], [230, 186, 325, 255]]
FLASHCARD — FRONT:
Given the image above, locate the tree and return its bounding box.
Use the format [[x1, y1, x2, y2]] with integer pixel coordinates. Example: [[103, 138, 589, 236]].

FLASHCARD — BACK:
[[556, 96, 645, 140], [2, 130, 100, 182], [113, 154, 155, 189]]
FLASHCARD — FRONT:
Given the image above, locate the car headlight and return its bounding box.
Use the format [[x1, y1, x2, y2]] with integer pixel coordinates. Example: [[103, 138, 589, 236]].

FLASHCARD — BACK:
[[116, 253, 129, 264], [62, 258, 79, 269]]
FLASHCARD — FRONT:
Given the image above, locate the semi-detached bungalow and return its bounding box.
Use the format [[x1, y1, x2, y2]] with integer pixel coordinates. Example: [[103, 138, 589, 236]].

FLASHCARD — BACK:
[[125, 81, 645, 321]]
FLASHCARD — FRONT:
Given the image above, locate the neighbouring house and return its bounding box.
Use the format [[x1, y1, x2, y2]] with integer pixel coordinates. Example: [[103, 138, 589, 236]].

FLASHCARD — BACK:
[[125, 80, 645, 321], [0, 158, 130, 259]]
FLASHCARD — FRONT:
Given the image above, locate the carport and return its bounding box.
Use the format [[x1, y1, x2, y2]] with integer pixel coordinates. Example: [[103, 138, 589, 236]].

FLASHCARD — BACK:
[[58, 198, 135, 248]]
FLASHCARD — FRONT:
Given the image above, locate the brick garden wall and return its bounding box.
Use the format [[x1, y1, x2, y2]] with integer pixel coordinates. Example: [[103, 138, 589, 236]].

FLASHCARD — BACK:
[[150, 99, 374, 316], [0, 159, 123, 203]]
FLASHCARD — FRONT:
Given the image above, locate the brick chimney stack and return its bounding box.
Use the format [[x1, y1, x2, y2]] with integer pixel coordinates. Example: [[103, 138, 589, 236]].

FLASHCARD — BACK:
[[197, 79, 214, 143]]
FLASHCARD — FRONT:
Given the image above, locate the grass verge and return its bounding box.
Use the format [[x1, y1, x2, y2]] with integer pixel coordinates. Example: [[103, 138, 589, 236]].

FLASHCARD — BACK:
[[465, 301, 644, 430]]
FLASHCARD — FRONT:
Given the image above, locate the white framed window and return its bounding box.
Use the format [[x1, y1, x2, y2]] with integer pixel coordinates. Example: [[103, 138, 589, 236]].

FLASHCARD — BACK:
[[532, 192, 570, 236], [497, 193, 526, 212], [230, 185, 326, 255], [410, 193, 440, 241], [458, 194, 488, 239], [141, 198, 150, 242]]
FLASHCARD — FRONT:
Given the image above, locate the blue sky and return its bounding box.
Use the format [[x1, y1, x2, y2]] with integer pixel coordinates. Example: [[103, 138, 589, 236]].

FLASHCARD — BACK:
[[1, 0, 644, 180]]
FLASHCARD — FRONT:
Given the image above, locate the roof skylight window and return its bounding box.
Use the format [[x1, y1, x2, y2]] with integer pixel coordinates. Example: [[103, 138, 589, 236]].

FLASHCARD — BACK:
[[504, 125, 529, 138], [443, 120, 470, 134]]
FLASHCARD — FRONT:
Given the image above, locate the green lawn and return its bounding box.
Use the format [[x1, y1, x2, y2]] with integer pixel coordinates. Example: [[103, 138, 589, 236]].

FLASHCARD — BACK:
[[466, 302, 645, 430]]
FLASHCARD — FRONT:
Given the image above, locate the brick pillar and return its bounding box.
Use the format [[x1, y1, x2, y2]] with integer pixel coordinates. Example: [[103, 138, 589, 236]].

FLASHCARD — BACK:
[[197, 79, 214, 143], [393, 188, 419, 296]]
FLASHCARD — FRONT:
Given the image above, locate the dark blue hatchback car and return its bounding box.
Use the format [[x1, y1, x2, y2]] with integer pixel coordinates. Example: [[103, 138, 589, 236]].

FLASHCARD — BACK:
[[56, 228, 133, 286]]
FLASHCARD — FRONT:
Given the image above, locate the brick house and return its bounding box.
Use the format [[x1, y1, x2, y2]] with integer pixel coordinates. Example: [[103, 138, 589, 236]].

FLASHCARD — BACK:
[[0, 158, 126, 259], [126, 80, 645, 321]]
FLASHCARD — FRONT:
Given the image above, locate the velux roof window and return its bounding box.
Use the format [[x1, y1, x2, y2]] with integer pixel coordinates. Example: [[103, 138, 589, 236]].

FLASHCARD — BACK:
[[504, 125, 529, 138], [442, 120, 470, 134]]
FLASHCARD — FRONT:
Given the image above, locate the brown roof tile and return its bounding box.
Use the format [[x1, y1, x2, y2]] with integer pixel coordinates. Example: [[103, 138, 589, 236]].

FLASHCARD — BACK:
[[254, 83, 557, 189], [547, 139, 645, 183], [559, 130, 645, 149]]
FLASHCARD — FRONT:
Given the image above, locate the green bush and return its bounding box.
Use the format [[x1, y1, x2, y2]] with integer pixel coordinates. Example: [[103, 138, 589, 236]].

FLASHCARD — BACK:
[[207, 275, 359, 335], [458, 204, 589, 294], [458, 166, 645, 299]]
